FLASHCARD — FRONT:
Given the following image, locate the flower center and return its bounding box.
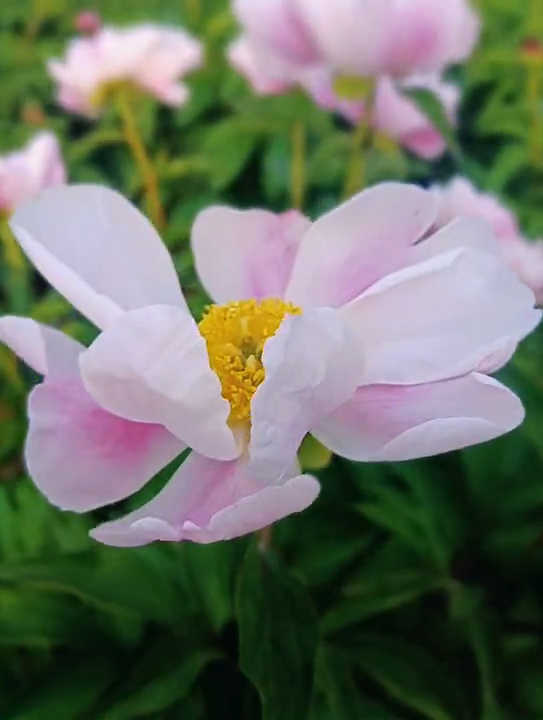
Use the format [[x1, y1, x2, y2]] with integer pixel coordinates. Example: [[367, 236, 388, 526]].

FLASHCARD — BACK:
[[198, 298, 302, 424]]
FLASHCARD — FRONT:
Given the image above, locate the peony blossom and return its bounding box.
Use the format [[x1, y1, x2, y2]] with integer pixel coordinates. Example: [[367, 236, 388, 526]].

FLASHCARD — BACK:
[[227, 38, 458, 161], [434, 178, 543, 304], [0, 133, 66, 214], [74, 10, 101, 35], [371, 75, 459, 160], [233, 0, 480, 80], [48, 24, 203, 117], [0, 183, 538, 546]]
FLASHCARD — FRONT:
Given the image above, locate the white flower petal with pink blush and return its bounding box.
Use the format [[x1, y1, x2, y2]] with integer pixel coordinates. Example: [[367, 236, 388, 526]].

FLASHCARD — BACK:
[[3, 182, 539, 547], [48, 24, 203, 117], [285, 182, 438, 307], [79, 305, 237, 460], [341, 220, 540, 385], [433, 178, 520, 241], [192, 205, 310, 302], [0, 133, 66, 213], [0, 317, 183, 512], [91, 452, 320, 546], [501, 237, 543, 306], [292, 0, 480, 77], [233, 0, 320, 65], [373, 75, 460, 160], [314, 373, 524, 462], [249, 308, 361, 482], [10, 185, 186, 329], [227, 35, 296, 95], [433, 178, 543, 304]]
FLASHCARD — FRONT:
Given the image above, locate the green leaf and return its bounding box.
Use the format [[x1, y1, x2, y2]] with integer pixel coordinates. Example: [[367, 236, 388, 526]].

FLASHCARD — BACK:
[[5, 656, 118, 720], [350, 634, 466, 720], [316, 643, 393, 719], [236, 544, 319, 720], [403, 87, 461, 157], [323, 566, 442, 633], [202, 119, 259, 190], [99, 632, 220, 720]]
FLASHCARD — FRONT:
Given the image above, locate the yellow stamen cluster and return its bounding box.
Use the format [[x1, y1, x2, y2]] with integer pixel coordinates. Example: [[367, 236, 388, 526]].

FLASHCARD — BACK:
[[198, 298, 302, 424]]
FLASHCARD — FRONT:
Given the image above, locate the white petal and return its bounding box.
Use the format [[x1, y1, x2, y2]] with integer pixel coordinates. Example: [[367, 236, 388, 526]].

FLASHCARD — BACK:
[[192, 206, 310, 303], [314, 373, 524, 461], [79, 305, 238, 460], [285, 182, 437, 308], [91, 451, 320, 546], [0, 316, 81, 376], [249, 308, 360, 482], [342, 244, 540, 385], [10, 185, 186, 329]]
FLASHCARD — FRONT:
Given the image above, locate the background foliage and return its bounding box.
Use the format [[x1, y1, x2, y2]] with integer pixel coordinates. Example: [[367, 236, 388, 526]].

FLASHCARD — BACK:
[[1, 0, 543, 718]]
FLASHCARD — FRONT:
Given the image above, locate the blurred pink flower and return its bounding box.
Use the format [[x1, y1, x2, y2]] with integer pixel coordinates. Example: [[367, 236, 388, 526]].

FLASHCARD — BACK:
[[434, 178, 543, 303], [0, 183, 538, 545], [372, 75, 460, 159], [48, 24, 203, 117], [0, 133, 66, 214], [74, 10, 101, 35], [227, 39, 458, 161], [227, 34, 295, 95], [233, 0, 479, 79]]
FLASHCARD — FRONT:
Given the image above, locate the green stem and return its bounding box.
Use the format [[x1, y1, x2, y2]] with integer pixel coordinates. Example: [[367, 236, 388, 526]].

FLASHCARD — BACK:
[[116, 91, 166, 230], [0, 218, 30, 314], [290, 121, 306, 209], [185, 0, 201, 24], [258, 525, 273, 552], [342, 84, 376, 199]]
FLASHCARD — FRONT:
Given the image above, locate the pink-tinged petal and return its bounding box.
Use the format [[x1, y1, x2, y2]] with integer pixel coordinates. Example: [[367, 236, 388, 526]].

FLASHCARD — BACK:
[[10, 185, 186, 329], [293, 0, 479, 77], [26, 380, 184, 512], [249, 308, 360, 483], [433, 177, 521, 241], [501, 236, 543, 306], [0, 316, 184, 512], [192, 206, 311, 303], [0, 316, 81, 376], [233, 0, 320, 65], [227, 35, 296, 95], [285, 183, 437, 308], [24, 132, 67, 191], [414, 216, 501, 262], [79, 305, 238, 461], [313, 373, 524, 462], [342, 241, 540, 386], [91, 452, 320, 546]]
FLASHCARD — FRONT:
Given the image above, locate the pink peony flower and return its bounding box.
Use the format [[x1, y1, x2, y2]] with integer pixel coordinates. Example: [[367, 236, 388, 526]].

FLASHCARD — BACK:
[[48, 24, 203, 117], [233, 0, 480, 79], [227, 38, 458, 162], [371, 74, 460, 160], [434, 178, 543, 303], [227, 34, 295, 96], [0, 133, 66, 214], [74, 10, 102, 35], [0, 183, 538, 545]]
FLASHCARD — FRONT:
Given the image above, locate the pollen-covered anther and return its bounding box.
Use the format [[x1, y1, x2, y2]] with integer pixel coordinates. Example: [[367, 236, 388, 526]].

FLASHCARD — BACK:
[[198, 298, 302, 423]]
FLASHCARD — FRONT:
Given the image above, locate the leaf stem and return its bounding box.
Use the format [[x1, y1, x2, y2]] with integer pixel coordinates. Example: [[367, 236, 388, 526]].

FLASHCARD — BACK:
[[116, 90, 165, 230], [342, 82, 376, 199], [0, 217, 29, 314]]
